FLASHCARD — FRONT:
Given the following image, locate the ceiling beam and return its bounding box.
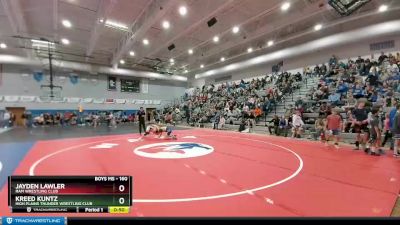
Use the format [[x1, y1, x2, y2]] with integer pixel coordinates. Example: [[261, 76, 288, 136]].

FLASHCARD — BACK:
[[135, 0, 236, 65], [195, 19, 400, 79], [173, 0, 286, 67], [110, 0, 178, 66], [53, 0, 59, 40], [184, 0, 326, 70], [1, 0, 28, 34], [0, 54, 187, 82], [85, 0, 117, 60]]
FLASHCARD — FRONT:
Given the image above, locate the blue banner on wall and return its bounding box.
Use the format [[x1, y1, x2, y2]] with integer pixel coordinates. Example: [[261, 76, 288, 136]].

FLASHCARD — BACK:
[[33, 72, 43, 82], [69, 74, 79, 85]]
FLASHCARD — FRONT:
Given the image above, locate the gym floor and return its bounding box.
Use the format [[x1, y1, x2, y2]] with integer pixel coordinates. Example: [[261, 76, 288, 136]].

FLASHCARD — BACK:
[[0, 125, 400, 217]]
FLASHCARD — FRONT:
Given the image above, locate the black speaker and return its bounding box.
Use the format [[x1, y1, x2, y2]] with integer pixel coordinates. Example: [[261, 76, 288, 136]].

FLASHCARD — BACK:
[[168, 44, 175, 51], [207, 17, 217, 27]]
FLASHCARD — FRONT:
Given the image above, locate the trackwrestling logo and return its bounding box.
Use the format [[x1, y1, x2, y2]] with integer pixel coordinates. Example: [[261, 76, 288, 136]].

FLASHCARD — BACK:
[[134, 142, 214, 159]]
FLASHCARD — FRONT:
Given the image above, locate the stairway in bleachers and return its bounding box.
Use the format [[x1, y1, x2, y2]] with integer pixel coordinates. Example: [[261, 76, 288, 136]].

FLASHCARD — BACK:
[[257, 76, 320, 125]]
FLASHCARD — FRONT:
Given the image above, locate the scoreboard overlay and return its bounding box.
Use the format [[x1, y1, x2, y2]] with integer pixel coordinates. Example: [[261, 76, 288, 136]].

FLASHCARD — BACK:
[[8, 176, 132, 214]]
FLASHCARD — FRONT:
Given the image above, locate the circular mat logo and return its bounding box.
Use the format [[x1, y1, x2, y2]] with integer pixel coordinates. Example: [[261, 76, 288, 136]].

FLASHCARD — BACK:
[[134, 142, 214, 159]]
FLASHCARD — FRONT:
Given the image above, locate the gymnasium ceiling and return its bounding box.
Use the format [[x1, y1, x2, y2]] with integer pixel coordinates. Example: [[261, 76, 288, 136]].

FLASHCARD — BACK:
[[0, 0, 399, 77]]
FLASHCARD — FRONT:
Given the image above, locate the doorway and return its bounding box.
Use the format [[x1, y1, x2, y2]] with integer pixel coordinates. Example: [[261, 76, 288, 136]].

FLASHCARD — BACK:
[[6, 107, 26, 127], [146, 108, 156, 122]]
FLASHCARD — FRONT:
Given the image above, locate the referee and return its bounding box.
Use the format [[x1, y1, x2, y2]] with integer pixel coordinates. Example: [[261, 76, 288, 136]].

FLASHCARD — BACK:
[[137, 107, 146, 135]]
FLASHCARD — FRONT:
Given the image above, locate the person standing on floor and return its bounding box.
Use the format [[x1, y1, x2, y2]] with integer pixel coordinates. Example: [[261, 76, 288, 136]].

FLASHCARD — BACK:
[[392, 104, 400, 157], [137, 107, 146, 135], [3, 110, 11, 128], [367, 107, 382, 156], [325, 109, 342, 149], [352, 101, 369, 151], [381, 113, 392, 148], [388, 99, 398, 150]]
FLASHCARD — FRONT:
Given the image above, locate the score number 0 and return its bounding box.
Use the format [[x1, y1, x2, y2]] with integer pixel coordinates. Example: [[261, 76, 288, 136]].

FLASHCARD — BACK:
[[118, 184, 126, 205], [117, 176, 128, 205]]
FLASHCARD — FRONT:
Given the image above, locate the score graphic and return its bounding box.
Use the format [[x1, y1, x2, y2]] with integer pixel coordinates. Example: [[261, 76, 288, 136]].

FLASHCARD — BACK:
[[8, 176, 132, 214]]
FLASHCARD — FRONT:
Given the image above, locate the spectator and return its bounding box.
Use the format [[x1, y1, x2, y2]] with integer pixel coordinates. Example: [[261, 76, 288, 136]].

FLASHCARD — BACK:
[[314, 116, 326, 142], [388, 100, 399, 150], [164, 111, 174, 124], [238, 119, 248, 133], [378, 52, 388, 65], [388, 60, 399, 76], [314, 65, 320, 76], [23, 110, 33, 128], [367, 107, 382, 156], [109, 113, 117, 128], [248, 110, 256, 129], [3, 110, 11, 128], [268, 115, 280, 135], [356, 56, 364, 68], [329, 55, 337, 69], [325, 109, 342, 149], [213, 108, 221, 130], [352, 101, 369, 151], [291, 110, 304, 138], [320, 64, 327, 76], [381, 113, 392, 148], [368, 91, 378, 103], [295, 97, 305, 114], [345, 93, 356, 107], [319, 102, 331, 117], [328, 92, 341, 106], [392, 104, 400, 157], [336, 80, 349, 95], [279, 116, 289, 137], [137, 107, 146, 135], [353, 83, 365, 99], [254, 106, 262, 122], [218, 116, 226, 130]]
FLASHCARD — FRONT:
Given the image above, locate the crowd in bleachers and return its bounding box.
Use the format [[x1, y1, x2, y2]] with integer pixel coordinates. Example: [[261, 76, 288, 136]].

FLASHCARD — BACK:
[[161, 51, 400, 155], [0, 110, 139, 129], [162, 70, 304, 131]]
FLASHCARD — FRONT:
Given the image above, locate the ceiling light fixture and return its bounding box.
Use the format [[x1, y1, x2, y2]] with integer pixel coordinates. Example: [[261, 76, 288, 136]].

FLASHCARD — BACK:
[[232, 26, 239, 34], [267, 40, 274, 46], [143, 39, 149, 45], [105, 20, 129, 31], [61, 38, 70, 45], [213, 36, 219, 42], [129, 51, 135, 56], [220, 57, 225, 62], [188, 49, 193, 55], [314, 24, 322, 31], [179, 6, 187, 16], [184, 70, 188, 73], [247, 47, 253, 53], [62, 19, 72, 28], [0, 43, 7, 49], [31, 39, 54, 45], [31, 39, 55, 48], [162, 20, 170, 29], [170, 58, 174, 63], [200, 64, 204, 68], [120, 59, 125, 64], [281, 2, 291, 11]]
